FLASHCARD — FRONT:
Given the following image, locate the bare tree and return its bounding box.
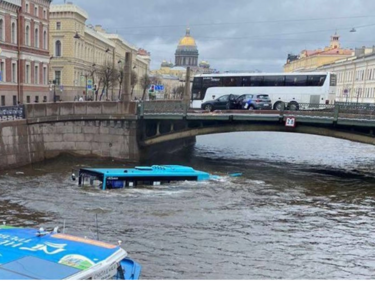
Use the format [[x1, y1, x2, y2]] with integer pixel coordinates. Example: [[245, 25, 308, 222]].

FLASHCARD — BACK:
[[117, 67, 124, 100], [150, 75, 162, 86], [98, 62, 118, 101], [172, 85, 185, 99], [139, 73, 151, 101], [130, 70, 138, 98], [89, 64, 97, 101]]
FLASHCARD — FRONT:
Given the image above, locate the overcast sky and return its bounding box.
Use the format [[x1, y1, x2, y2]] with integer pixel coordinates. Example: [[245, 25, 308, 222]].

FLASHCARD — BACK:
[[54, 0, 375, 72]]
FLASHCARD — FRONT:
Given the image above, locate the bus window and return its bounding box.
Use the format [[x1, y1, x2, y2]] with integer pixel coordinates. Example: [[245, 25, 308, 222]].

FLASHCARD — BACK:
[[307, 75, 327, 86], [223, 77, 242, 87], [285, 75, 307, 86], [242, 77, 251, 86], [263, 76, 285, 87], [192, 77, 203, 100], [203, 77, 222, 88], [192, 77, 202, 89], [250, 76, 264, 86]]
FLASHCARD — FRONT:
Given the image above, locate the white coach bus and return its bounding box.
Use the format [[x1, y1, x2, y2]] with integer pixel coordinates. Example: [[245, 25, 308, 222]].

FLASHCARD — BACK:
[[191, 72, 337, 110]]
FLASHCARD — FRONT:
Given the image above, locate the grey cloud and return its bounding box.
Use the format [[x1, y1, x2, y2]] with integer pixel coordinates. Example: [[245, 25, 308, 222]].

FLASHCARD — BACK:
[[54, 0, 375, 72]]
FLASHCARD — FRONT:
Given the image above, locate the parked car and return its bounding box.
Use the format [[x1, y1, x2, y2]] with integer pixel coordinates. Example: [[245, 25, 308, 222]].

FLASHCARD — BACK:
[[236, 94, 272, 110], [231, 94, 253, 109], [201, 94, 238, 111]]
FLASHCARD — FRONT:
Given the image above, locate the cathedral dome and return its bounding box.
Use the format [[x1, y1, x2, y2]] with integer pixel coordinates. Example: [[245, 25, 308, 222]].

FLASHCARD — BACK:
[[178, 28, 197, 47], [175, 27, 199, 68]]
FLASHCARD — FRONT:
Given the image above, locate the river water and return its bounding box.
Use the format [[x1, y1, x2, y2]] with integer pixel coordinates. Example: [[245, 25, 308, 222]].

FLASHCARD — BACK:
[[1, 132, 375, 279]]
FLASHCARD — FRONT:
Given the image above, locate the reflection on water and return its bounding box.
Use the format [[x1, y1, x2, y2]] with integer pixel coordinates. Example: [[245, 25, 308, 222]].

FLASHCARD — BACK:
[[1, 132, 375, 279]]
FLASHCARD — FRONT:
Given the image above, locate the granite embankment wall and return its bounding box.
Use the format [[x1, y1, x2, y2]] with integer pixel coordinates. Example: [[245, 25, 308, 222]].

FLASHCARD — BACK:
[[0, 102, 139, 170]]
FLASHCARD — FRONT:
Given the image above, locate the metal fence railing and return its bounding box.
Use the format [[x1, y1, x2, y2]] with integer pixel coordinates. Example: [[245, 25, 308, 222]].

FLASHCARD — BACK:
[[138, 101, 375, 121], [139, 100, 188, 115], [278, 103, 336, 118], [0, 105, 25, 121]]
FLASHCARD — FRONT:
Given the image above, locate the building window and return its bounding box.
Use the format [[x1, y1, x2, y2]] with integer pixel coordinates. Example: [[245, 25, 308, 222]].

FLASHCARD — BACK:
[[11, 22, 16, 44], [1, 96, 5, 106], [35, 96, 39, 103], [54, 70, 61, 85], [27, 96, 30, 103], [55, 40, 62, 57], [43, 10, 47, 19], [25, 3, 29, 13], [34, 6, 38, 17], [25, 25, 30, 46], [34, 28, 39, 48], [26, 64, 30, 83], [43, 96, 47, 102], [11, 63, 16, 83], [0, 19, 3, 41], [0, 61, 5, 82], [43, 67, 47, 85], [56, 22, 61, 30], [34, 65, 38, 84], [12, 95, 16, 106], [43, 31, 47, 49]]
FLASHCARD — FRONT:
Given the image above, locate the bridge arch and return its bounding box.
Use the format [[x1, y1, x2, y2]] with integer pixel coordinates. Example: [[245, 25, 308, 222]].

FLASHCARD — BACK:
[[140, 123, 375, 147]]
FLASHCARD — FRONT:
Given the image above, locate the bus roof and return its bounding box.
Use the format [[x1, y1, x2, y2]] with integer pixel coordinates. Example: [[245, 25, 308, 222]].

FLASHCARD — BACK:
[[194, 72, 331, 78]]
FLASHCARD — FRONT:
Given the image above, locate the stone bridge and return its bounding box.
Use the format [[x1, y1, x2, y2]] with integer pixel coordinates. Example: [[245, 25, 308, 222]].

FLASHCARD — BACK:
[[138, 101, 375, 148], [0, 101, 374, 169]]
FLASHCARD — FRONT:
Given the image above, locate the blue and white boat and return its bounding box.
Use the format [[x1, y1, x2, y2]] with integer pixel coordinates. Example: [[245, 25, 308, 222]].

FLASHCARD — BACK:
[[0, 225, 141, 280], [77, 165, 212, 190]]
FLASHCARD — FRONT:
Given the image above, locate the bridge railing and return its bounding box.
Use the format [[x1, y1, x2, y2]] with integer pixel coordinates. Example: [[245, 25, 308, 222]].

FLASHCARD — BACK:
[[0, 105, 25, 121], [138, 100, 188, 116], [25, 102, 138, 121], [139, 101, 375, 121], [335, 102, 375, 120], [279, 103, 336, 118]]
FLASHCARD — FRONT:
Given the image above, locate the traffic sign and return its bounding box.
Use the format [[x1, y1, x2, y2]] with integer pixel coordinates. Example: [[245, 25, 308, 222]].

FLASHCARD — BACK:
[[87, 79, 93, 85], [285, 117, 296, 127], [155, 85, 164, 91], [87, 84, 92, 90]]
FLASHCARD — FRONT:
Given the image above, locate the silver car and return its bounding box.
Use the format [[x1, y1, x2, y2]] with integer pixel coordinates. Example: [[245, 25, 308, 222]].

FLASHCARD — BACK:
[[239, 94, 272, 110]]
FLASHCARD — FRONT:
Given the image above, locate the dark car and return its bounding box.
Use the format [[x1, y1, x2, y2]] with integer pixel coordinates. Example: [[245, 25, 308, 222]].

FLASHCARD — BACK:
[[235, 94, 272, 110], [202, 94, 238, 111]]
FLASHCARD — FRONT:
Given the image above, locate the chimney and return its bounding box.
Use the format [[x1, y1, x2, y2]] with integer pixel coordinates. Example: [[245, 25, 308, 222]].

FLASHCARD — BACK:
[[94, 25, 105, 33]]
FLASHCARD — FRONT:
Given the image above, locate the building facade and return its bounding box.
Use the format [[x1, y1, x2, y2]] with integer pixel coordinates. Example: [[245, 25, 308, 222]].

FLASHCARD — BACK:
[[284, 34, 354, 73], [49, 3, 150, 101], [318, 47, 375, 103], [0, 0, 51, 106]]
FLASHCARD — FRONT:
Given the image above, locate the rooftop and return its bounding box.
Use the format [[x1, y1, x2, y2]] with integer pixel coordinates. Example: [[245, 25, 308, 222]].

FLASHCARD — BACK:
[[50, 3, 88, 19]]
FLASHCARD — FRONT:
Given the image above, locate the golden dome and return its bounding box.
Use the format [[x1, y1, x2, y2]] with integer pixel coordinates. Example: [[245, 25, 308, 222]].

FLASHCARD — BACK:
[[178, 28, 196, 47], [179, 36, 196, 46]]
